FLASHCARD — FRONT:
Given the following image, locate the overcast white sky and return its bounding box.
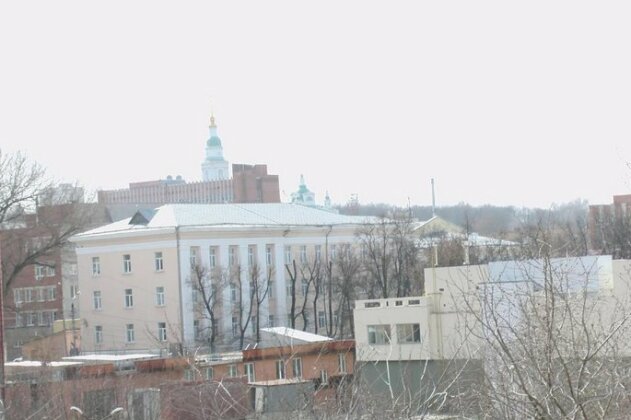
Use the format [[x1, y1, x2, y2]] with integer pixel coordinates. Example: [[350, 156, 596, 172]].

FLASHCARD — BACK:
[[1, 1, 630, 208]]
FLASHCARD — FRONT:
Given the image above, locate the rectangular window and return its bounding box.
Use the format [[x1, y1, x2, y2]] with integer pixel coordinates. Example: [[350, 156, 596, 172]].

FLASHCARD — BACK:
[[248, 245, 256, 266], [126, 324, 135, 343], [299, 245, 307, 264], [397, 323, 421, 344], [330, 245, 336, 260], [92, 257, 101, 276], [284, 246, 292, 265], [156, 287, 165, 306], [24, 288, 33, 303], [232, 316, 238, 337], [35, 265, 44, 281], [14, 289, 23, 305], [93, 291, 102, 310], [228, 364, 238, 378], [320, 369, 328, 386], [189, 247, 198, 269], [286, 283, 294, 297], [266, 245, 274, 267], [95, 326, 103, 344], [205, 367, 213, 380], [251, 315, 257, 334], [245, 363, 255, 382], [27, 312, 37, 326], [154, 252, 164, 271], [123, 254, 132, 273], [367, 325, 391, 345], [70, 285, 78, 300], [124, 289, 133, 308], [292, 358, 302, 378], [209, 247, 217, 268], [338, 353, 347, 374], [268, 314, 275, 328], [315, 245, 322, 262], [275, 360, 285, 380], [318, 311, 326, 328], [158, 322, 167, 341], [193, 320, 200, 339], [286, 313, 292, 328], [230, 284, 237, 303], [268, 280, 274, 299], [229, 246, 238, 266]]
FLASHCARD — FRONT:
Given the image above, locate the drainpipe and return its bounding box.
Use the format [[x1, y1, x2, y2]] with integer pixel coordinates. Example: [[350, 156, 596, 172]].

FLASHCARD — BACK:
[[175, 226, 185, 354]]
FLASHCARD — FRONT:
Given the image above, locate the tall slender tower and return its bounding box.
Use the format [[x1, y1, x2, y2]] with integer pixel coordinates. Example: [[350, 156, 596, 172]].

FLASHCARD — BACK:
[[201, 114, 230, 181]]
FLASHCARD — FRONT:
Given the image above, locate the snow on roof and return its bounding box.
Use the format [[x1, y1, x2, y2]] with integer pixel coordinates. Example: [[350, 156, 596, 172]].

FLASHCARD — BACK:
[[261, 327, 333, 343], [76, 203, 371, 238], [6, 361, 83, 368], [417, 232, 517, 248], [63, 353, 157, 362], [249, 377, 311, 386]]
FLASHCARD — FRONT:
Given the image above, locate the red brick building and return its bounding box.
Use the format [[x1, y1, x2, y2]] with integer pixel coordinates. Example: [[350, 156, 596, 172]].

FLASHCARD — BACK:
[[97, 163, 280, 206], [588, 194, 631, 255]]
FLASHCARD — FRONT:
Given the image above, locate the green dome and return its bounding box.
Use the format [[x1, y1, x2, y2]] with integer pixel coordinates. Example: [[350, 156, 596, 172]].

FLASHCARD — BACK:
[[207, 136, 222, 147]]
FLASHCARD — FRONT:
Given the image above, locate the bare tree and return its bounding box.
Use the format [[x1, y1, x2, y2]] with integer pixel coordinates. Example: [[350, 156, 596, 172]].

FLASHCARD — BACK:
[[0, 151, 99, 291], [190, 264, 225, 351], [250, 263, 272, 343], [357, 211, 421, 299], [448, 248, 631, 418]]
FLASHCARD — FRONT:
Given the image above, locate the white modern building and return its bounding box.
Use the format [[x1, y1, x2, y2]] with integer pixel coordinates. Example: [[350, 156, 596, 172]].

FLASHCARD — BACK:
[[72, 203, 368, 353]]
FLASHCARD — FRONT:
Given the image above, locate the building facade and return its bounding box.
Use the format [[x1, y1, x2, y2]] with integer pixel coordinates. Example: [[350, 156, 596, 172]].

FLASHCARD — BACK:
[[72, 203, 368, 353]]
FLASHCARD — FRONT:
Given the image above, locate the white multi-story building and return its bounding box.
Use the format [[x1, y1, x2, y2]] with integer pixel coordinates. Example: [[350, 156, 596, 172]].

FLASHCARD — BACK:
[[72, 203, 368, 353]]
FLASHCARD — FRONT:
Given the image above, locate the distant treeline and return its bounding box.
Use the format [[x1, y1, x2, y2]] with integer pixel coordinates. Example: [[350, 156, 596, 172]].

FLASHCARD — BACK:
[[337, 199, 590, 237]]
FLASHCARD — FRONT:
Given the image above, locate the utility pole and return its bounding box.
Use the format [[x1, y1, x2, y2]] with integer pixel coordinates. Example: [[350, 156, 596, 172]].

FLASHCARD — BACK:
[[0, 241, 5, 405]]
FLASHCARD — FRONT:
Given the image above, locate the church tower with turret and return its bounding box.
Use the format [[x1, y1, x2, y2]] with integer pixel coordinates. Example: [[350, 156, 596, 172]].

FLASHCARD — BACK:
[[201, 114, 230, 181]]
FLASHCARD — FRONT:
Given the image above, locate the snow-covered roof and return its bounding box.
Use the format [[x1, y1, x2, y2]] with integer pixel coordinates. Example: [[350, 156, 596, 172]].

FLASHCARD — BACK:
[[417, 232, 517, 248], [260, 327, 333, 343], [6, 360, 83, 368], [63, 353, 157, 362], [76, 203, 371, 238], [249, 377, 311, 386]]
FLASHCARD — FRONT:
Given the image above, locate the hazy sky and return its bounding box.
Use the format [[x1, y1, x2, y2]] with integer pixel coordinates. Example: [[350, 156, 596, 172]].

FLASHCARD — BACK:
[[1, 1, 630, 208]]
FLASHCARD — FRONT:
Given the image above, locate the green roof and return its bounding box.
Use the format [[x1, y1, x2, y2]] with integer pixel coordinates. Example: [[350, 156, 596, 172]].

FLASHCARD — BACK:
[[207, 135, 222, 147]]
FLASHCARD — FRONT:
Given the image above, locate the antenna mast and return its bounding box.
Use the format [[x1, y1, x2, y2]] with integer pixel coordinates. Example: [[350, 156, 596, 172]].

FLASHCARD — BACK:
[[431, 178, 436, 217]]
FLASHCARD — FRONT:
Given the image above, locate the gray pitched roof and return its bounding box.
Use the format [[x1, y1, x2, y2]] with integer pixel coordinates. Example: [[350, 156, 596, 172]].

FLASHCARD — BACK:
[[76, 203, 371, 237]]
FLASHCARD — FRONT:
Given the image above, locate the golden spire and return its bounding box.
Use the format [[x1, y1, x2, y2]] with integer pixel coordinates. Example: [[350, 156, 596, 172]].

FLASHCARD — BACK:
[[210, 113, 216, 128]]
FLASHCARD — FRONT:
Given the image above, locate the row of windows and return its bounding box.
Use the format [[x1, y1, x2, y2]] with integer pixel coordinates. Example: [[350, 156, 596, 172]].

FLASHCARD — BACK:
[[14, 286, 56, 304], [92, 287, 165, 310], [94, 322, 167, 344], [189, 244, 343, 270], [91, 243, 346, 278], [34, 264, 56, 280], [15, 311, 57, 327], [91, 252, 164, 276], [185, 354, 347, 383], [367, 323, 422, 345]]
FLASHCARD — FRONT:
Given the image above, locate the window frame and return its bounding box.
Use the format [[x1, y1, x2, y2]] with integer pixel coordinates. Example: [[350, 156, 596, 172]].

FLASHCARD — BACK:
[[93, 291, 102, 310], [122, 254, 132, 274], [292, 357, 302, 378], [154, 251, 164, 272], [275, 360, 286, 380], [124, 289, 134, 308], [155, 286, 165, 306]]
